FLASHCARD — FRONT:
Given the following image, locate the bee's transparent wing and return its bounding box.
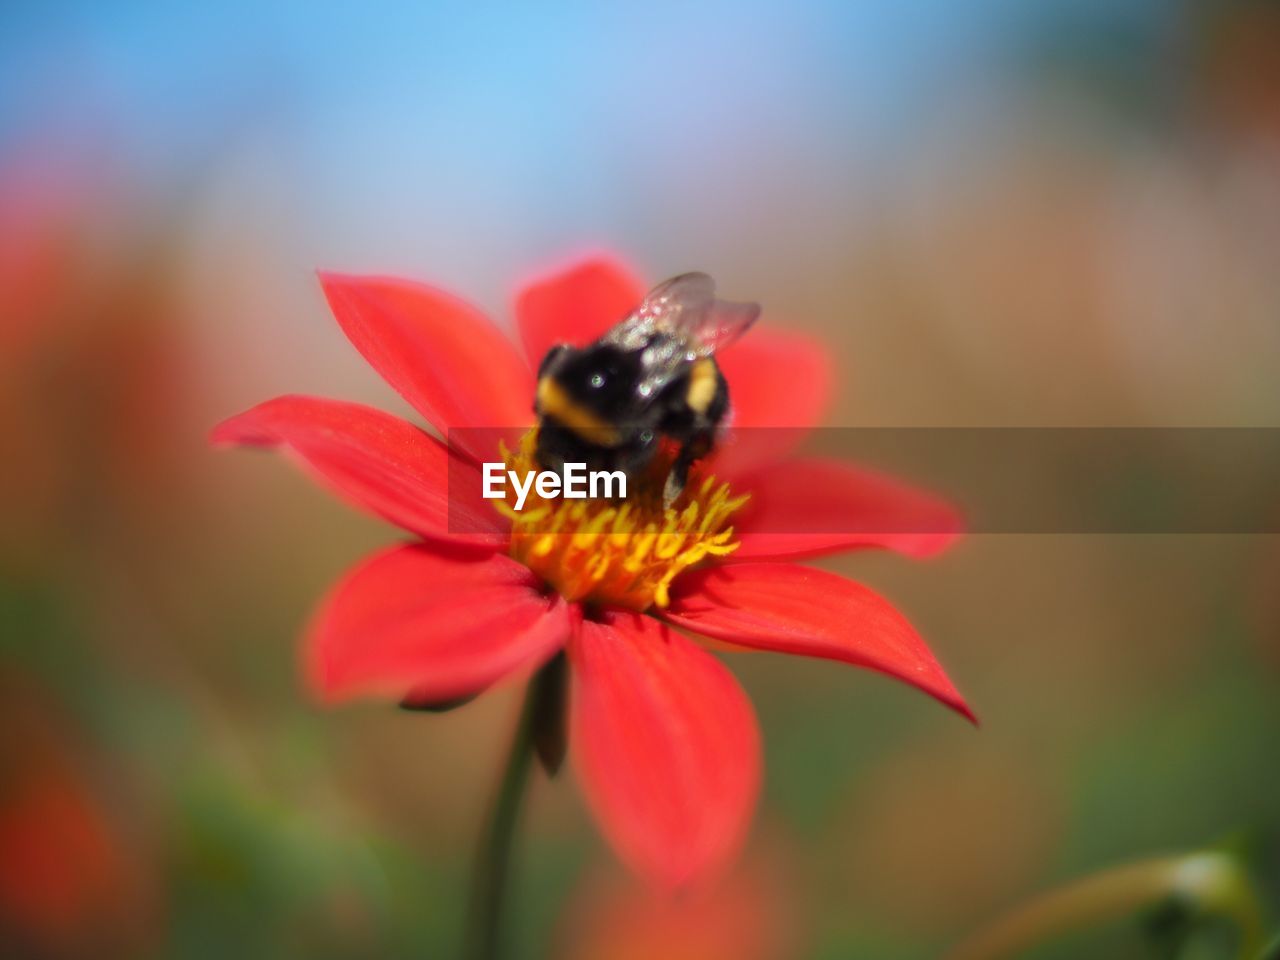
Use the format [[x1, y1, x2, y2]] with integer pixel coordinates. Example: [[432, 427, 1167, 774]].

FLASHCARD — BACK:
[[601, 272, 761, 403], [635, 272, 761, 357]]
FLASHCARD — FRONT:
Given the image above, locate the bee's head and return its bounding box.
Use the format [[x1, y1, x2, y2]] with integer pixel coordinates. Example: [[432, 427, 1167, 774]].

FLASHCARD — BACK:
[[537, 343, 641, 416]]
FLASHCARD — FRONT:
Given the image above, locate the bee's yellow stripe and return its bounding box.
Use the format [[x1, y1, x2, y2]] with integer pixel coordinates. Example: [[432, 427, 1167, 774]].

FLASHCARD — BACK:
[[537, 377, 621, 445], [686, 358, 717, 414]]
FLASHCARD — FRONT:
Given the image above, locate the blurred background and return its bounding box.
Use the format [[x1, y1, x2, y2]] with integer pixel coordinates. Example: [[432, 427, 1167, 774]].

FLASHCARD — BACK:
[[2, 1, 1279, 956]]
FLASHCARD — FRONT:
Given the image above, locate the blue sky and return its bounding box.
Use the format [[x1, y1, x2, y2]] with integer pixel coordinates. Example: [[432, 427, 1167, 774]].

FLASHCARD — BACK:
[[0, 0, 1167, 289]]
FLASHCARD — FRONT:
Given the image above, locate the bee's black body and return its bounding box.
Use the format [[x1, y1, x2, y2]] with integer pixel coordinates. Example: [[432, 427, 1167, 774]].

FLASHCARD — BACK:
[[532, 273, 755, 505]]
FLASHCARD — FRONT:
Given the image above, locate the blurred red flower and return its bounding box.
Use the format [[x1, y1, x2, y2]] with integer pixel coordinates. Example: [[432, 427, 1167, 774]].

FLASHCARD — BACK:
[[0, 142, 189, 566], [556, 858, 797, 960], [0, 678, 155, 955], [213, 256, 971, 887]]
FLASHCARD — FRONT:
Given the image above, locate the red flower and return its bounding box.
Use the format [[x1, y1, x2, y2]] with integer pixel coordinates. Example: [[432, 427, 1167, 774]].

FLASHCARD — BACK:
[[557, 858, 797, 960], [0, 677, 155, 955], [212, 256, 971, 888]]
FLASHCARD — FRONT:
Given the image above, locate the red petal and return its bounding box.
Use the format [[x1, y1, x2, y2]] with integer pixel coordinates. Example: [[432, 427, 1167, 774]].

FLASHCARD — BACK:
[[718, 330, 831, 430], [306, 544, 568, 703], [666, 564, 974, 722], [730, 457, 963, 562], [514, 256, 645, 368], [569, 612, 761, 889], [712, 330, 831, 476], [320, 273, 533, 461], [211, 395, 507, 546]]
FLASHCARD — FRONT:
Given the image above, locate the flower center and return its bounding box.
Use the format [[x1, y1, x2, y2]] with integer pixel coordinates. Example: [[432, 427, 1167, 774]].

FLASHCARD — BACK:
[[495, 429, 747, 611]]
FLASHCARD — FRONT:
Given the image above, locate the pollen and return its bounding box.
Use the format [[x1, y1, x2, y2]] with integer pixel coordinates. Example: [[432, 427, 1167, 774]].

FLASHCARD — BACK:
[[493, 429, 747, 611]]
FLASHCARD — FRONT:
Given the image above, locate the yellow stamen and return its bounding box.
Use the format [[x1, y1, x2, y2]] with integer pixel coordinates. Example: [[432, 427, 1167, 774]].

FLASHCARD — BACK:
[[498, 429, 748, 612]]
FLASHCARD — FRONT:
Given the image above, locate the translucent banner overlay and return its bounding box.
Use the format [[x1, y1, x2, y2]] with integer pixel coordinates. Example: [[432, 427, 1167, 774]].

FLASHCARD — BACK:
[[448, 428, 1280, 534]]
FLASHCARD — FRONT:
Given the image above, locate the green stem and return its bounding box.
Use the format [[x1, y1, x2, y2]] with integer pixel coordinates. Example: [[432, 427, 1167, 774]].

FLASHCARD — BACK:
[[464, 679, 540, 960], [944, 852, 1265, 960]]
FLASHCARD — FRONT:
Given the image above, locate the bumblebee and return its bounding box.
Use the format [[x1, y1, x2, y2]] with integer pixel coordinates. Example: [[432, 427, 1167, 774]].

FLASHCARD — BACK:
[[534, 272, 760, 505]]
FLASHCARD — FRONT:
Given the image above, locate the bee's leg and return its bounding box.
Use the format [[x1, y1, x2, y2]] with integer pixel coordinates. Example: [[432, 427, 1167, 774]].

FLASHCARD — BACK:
[[659, 362, 728, 508], [662, 457, 689, 508], [662, 431, 714, 508]]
